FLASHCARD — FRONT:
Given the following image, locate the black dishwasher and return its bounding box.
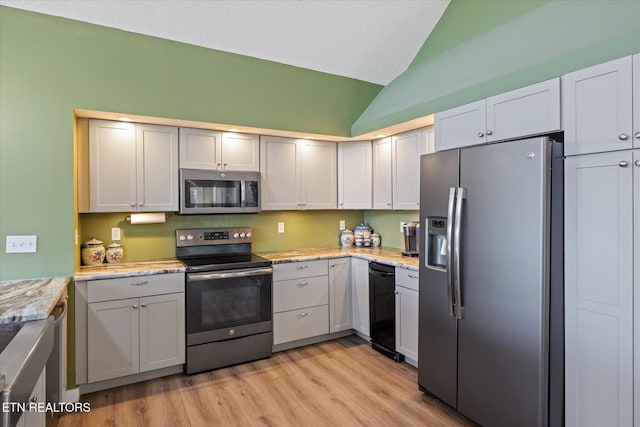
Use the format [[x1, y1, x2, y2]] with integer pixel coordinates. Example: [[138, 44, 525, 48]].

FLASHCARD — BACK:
[[369, 262, 404, 362]]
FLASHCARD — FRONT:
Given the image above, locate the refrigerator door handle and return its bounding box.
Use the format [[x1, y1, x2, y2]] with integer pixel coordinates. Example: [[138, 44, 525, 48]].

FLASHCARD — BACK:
[[453, 187, 466, 320], [446, 187, 456, 316]]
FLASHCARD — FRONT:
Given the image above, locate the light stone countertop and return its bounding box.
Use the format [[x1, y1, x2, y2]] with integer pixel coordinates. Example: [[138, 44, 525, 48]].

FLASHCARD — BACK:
[[0, 276, 70, 324], [74, 259, 186, 281]]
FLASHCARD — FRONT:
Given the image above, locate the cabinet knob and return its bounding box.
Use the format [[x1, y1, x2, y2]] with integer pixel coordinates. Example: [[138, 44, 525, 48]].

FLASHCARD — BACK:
[[224, 162, 228, 166], [619, 134, 629, 141], [394, 290, 399, 295], [296, 282, 310, 287], [477, 132, 485, 138], [138, 202, 144, 207], [619, 161, 629, 167], [386, 203, 391, 206], [635, 132, 640, 140], [132, 304, 138, 309], [486, 130, 493, 136], [635, 160, 640, 167], [141, 303, 147, 308], [297, 312, 309, 318]]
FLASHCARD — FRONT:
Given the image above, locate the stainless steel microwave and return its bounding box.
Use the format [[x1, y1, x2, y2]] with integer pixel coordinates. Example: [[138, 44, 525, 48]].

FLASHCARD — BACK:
[[179, 169, 260, 214]]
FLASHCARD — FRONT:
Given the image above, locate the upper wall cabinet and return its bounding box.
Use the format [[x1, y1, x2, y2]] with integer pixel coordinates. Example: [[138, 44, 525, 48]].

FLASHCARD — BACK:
[[563, 56, 634, 155], [392, 127, 433, 210], [435, 78, 561, 151], [634, 54, 640, 149], [84, 119, 179, 213], [179, 128, 259, 171], [260, 136, 337, 210], [338, 141, 372, 209], [372, 137, 393, 209]]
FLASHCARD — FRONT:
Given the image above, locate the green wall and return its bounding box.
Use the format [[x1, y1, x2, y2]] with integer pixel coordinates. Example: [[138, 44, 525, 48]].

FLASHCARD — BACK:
[[0, 6, 381, 280], [363, 211, 418, 250], [352, 0, 640, 135]]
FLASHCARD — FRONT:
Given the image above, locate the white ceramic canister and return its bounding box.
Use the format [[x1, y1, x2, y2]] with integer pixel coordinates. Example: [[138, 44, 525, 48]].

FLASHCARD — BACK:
[[81, 237, 105, 266], [371, 232, 381, 247], [106, 242, 124, 263], [340, 229, 354, 247]]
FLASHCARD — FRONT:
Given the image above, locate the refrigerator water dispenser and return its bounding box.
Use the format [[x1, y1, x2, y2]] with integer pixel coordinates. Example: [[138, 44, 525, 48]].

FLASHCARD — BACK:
[[425, 216, 447, 270]]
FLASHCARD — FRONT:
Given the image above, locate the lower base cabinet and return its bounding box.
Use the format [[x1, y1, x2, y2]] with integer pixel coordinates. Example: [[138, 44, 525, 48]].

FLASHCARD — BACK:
[[351, 258, 370, 338], [395, 267, 419, 364]]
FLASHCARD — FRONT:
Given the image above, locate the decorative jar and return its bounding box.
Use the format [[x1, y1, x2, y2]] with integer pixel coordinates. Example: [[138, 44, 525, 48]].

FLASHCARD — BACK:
[[106, 242, 124, 263], [371, 232, 381, 247], [81, 237, 105, 266], [340, 229, 354, 247]]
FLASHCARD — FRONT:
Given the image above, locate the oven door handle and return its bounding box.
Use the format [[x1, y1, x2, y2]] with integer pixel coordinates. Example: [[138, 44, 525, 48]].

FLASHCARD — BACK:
[[187, 267, 273, 281]]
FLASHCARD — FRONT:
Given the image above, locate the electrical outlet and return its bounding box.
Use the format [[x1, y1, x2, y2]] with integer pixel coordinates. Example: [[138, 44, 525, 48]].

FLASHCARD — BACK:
[[339, 220, 346, 230], [400, 221, 407, 232], [111, 227, 121, 241], [6, 235, 37, 253], [277, 222, 285, 233]]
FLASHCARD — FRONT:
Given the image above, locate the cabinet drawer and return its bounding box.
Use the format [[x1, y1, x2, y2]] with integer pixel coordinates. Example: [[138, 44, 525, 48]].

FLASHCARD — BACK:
[[395, 267, 419, 292], [273, 305, 329, 345], [273, 259, 328, 281], [88, 273, 184, 303], [273, 276, 328, 313]]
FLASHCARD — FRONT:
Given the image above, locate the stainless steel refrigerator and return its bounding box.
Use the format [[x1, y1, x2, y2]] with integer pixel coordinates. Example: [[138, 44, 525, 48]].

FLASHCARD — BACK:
[[418, 137, 564, 427]]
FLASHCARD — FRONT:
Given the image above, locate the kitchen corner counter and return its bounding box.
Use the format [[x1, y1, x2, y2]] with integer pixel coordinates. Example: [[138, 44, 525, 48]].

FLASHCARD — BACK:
[[74, 259, 186, 281], [0, 276, 70, 324], [257, 247, 419, 270]]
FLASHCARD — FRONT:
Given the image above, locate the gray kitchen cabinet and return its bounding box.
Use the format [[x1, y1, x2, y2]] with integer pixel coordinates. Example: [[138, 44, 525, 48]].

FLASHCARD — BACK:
[[563, 56, 634, 155], [372, 137, 393, 209], [338, 141, 372, 209], [392, 128, 432, 210], [260, 136, 337, 210], [565, 150, 637, 427], [329, 257, 352, 333], [395, 267, 419, 366], [351, 257, 370, 338], [272, 260, 330, 346], [179, 128, 259, 171], [634, 53, 640, 149], [435, 78, 560, 151], [80, 273, 185, 385], [88, 119, 179, 212]]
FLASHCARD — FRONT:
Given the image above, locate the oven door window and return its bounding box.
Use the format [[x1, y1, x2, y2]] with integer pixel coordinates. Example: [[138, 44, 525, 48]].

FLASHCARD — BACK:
[[187, 272, 271, 334], [184, 179, 241, 208]]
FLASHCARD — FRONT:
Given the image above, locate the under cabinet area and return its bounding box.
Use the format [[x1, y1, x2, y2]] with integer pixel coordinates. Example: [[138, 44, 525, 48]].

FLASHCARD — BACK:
[[395, 267, 419, 366], [75, 273, 185, 390]]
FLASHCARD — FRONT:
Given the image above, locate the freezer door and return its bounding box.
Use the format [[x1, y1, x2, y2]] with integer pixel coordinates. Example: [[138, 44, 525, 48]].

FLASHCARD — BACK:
[[457, 138, 550, 427], [418, 149, 459, 407]]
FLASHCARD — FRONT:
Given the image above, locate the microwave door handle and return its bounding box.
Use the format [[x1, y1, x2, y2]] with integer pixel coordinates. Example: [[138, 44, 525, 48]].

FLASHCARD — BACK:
[[187, 267, 273, 282], [446, 187, 456, 317], [453, 187, 466, 320]]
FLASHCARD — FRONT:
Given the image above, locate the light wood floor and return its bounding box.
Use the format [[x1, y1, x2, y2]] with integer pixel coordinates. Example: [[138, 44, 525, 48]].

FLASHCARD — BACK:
[[53, 336, 474, 426]]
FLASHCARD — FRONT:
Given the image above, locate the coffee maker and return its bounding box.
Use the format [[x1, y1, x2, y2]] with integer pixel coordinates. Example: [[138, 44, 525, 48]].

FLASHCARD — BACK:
[[401, 221, 420, 257]]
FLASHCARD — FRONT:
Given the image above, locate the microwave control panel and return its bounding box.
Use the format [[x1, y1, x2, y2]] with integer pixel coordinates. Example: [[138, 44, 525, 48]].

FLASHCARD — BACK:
[[176, 227, 253, 247]]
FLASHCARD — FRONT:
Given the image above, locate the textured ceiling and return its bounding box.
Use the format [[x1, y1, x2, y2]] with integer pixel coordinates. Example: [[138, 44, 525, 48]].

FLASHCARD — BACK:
[[0, 0, 449, 85]]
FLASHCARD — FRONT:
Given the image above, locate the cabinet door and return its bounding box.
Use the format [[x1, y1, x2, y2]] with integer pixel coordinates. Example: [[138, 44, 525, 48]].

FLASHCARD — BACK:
[[565, 151, 633, 427], [338, 141, 372, 209], [273, 305, 329, 345], [220, 132, 260, 171], [434, 100, 486, 151], [136, 124, 179, 212], [329, 258, 352, 333], [633, 54, 640, 149], [634, 151, 640, 427], [392, 129, 426, 210], [139, 293, 185, 372], [486, 78, 560, 143], [372, 137, 393, 209], [351, 258, 370, 337], [178, 127, 221, 169], [300, 140, 337, 209], [563, 56, 633, 155], [395, 285, 418, 362], [260, 136, 299, 210], [88, 298, 140, 382], [89, 119, 137, 212]]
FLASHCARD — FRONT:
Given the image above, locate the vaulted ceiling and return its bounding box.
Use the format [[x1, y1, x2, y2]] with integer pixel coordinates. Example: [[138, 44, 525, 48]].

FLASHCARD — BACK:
[[0, 0, 450, 85]]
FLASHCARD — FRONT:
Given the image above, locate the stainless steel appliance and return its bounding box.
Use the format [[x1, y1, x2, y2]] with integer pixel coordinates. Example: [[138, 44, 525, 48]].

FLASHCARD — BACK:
[[369, 262, 403, 362], [418, 137, 564, 427], [179, 169, 260, 214], [176, 227, 272, 375], [401, 221, 420, 257]]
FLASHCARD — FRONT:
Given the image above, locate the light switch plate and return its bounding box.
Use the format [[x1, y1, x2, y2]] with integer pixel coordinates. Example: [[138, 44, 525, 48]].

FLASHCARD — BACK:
[[6, 235, 37, 253], [277, 222, 285, 233], [111, 227, 121, 241], [339, 220, 346, 230]]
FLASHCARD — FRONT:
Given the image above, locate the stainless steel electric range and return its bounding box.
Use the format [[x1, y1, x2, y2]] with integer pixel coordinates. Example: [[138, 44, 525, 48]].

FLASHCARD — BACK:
[[176, 227, 273, 375]]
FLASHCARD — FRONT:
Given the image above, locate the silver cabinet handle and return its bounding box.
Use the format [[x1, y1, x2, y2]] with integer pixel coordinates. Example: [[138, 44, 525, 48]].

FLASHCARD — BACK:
[[217, 162, 222, 169], [408, 274, 418, 279], [635, 160, 640, 167], [138, 202, 144, 206], [141, 303, 147, 308], [619, 134, 629, 141], [297, 312, 308, 318], [635, 132, 640, 140], [619, 161, 629, 167], [486, 130, 493, 136], [387, 203, 392, 206], [446, 187, 456, 317], [453, 187, 466, 320], [130, 281, 149, 286], [477, 132, 485, 138], [296, 282, 310, 287], [188, 267, 273, 282], [394, 290, 399, 295], [296, 265, 309, 270], [132, 304, 138, 309]]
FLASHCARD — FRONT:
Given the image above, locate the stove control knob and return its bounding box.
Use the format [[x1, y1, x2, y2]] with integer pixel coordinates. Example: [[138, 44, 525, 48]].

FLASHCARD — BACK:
[[233, 233, 240, 238], [245, 232, 252, 238], [187, 235, 194, 240], [179, 235, 186, 241], [240, 232, 246, 238]]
